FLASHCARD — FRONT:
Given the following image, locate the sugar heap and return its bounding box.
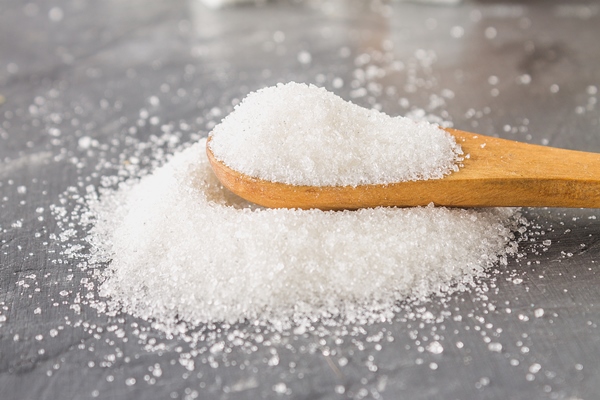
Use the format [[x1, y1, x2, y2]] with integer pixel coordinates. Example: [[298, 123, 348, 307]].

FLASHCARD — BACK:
[[68, 83, 528, 334], [208, 82, 463, 186], [91, 142, 521, 331]]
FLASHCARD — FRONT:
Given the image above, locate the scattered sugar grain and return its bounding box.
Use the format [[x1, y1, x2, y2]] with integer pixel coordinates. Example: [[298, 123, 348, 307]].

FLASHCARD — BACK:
[[534, 308, 544, 318], [450, 26, 464, 38], [297, 51, 312, 64], [89, 139, 523, 331], [209, 82, 462, 187], [426, 341, 444, 354], [48, 7, 64, 22], [484, 27, 497, 39], [488, 342, 502, 352], [78, 136, 92, 149], [273, 382, 289, 394], [529, 363, 542, 374]]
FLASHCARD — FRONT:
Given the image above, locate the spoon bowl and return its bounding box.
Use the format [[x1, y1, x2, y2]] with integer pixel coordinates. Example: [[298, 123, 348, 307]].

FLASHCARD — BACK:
[[206, 129, 600, 210]]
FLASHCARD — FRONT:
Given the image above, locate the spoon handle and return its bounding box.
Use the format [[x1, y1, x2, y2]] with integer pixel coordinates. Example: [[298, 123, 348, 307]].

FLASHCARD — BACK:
[[442, 129, 600, 208]]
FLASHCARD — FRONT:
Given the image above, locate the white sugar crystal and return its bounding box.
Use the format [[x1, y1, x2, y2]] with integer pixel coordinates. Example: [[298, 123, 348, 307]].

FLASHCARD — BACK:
[[209, 82, 462, 187], [48, 7, 64, 22], [297, 51, 312, 64], [78, 136, 92, 149], [488, 342, 502, 352], [426, 341, 444, 354], [529, 363, 542, 374], [273, 382, 288, 394], [89, 139, 522, 330], [534, 308, 544, 318]]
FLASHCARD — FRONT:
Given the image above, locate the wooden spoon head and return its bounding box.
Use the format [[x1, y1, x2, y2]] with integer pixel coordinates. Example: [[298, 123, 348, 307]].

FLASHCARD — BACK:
[[206, 131, 474, 210]]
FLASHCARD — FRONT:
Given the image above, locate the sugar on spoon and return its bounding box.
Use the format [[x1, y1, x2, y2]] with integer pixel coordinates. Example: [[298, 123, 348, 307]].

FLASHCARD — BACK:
[[206, 129, 600, 210]]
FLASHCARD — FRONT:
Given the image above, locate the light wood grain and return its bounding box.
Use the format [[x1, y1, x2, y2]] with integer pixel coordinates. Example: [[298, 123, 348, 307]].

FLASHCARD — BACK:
[[206, 129, 600, 210]]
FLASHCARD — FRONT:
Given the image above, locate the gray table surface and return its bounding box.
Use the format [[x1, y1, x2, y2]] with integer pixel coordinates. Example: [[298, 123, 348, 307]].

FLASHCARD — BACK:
[[2, 0, 600, 399]]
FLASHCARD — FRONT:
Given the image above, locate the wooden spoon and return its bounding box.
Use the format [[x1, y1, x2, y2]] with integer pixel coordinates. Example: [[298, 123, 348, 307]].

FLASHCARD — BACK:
[[206, 129, 600, 210]]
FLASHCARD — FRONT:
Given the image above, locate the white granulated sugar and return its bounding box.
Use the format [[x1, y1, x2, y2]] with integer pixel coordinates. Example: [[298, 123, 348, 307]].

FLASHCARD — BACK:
[[208, 82, 463, 186], [89, 139, 521, 331]]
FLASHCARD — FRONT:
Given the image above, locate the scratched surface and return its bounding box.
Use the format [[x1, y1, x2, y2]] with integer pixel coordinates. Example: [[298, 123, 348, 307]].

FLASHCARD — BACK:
[[1, 1, 600, 399]]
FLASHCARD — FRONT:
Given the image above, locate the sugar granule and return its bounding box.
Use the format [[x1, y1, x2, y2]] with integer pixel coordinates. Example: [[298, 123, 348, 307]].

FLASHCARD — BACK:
[[208, 82, 463, 186], [88, 139, 522, 332]]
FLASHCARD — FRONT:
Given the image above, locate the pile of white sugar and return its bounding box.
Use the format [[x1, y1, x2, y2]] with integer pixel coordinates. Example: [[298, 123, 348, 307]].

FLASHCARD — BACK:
[[89, 139, 522, 331], [208, 82, 463, 186]]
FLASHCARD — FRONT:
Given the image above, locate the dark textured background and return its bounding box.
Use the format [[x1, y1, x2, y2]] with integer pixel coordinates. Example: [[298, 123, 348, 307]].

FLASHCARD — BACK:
[[1, 1, 600, 399]]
